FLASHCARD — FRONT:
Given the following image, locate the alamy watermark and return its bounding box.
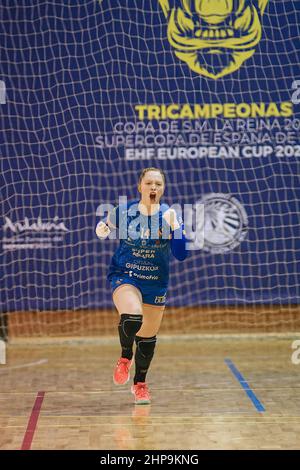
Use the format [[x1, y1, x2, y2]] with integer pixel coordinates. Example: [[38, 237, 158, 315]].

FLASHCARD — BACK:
[[0, 340, 6, 365], [96, 196, 204, 250], [0, 81, 6, 104], [291, 340, 300, 365], [291, 80, 300, 105], [96, 193, 249, 254]]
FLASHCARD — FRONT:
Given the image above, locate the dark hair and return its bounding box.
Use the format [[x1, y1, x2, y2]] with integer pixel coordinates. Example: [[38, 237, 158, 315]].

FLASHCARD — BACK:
[[138, 167, 166, 187]]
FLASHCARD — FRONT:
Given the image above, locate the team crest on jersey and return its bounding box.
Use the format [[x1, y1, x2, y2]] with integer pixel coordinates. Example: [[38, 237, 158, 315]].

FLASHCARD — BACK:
[[158, 0, 269, 79], [201, 193, 248, 253], [155, 295, 166, 304]]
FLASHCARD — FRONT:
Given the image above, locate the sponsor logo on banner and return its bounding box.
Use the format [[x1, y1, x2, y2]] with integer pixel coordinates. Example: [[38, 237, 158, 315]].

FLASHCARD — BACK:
[[201, 193, 248, 254], [95, 1, 299, 162], [158, 0, 269, 79], [2, 216, 69, 251]]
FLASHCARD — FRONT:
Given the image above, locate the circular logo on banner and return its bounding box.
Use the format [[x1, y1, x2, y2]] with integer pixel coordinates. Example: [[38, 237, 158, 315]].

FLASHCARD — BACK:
[[201, 193, 248, 254]]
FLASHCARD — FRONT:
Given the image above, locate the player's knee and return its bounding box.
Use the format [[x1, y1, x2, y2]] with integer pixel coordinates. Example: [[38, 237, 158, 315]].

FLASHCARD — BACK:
[[137, 325, 160, 337], [119, 302, 142, 315], [119, 314, 143, 338], [135, 336, 157, 362]]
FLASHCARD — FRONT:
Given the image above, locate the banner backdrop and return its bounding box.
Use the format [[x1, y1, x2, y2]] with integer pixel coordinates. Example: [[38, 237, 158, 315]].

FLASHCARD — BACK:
[[1, 1, 300, 311]]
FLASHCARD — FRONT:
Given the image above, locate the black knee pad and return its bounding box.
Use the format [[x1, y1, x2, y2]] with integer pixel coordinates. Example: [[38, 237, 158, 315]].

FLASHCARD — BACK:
[[135, 336, 157, 362], [119, 314, 143, 338]]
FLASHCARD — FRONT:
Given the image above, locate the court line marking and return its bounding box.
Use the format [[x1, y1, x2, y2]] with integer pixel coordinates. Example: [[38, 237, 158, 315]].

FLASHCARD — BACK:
[[0, 359, 48, 372], [1, 384, 299, 396], [224, 358, 265, 413], [21, 391, 45, 450]]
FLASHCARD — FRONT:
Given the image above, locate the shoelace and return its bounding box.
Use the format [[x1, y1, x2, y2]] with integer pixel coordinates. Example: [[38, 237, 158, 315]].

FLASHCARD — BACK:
[[117, 359, 129, 367], [136, 384, 149, 398]]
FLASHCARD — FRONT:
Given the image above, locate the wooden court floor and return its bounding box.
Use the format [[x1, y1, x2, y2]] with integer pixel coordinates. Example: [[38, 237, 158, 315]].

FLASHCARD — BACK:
[[0, 337, 300, 450]]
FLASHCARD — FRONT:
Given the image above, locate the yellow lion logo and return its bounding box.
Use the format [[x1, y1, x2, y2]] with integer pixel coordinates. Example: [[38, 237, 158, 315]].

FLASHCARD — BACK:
[[159, 0, 269, 79]]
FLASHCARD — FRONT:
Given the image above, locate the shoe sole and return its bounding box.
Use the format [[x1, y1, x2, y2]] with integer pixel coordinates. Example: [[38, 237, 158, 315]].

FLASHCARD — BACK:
[[131, 388, 151, 405], [134, 399, 151, 405]]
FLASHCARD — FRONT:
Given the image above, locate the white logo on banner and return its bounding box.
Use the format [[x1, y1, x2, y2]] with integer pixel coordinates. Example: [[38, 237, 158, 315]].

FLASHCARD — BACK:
[[201, 193, 248, 254], [4, 216, 69, 233], [2, 216, 69, 251]]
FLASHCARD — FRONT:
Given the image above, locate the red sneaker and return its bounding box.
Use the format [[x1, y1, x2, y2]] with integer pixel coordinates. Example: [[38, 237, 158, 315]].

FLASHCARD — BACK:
[[131, 382, 151, 405], [113, 358, 132, 385]]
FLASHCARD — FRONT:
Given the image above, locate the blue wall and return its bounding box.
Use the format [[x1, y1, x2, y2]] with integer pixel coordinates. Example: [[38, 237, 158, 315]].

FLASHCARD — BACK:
[[1, 1, 300, 310]]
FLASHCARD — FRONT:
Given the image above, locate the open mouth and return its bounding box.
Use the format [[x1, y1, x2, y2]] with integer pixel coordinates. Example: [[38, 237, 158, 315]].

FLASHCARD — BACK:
[[150, 194, 156, 202]]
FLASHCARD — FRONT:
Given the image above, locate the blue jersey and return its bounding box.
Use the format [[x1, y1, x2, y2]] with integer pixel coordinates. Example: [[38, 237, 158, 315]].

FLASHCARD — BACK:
[[107, 200, 174, 288]]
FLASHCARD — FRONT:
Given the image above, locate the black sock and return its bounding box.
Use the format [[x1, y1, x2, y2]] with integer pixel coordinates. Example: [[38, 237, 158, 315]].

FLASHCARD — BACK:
[[134, 335, 157, 384], [118, 314, 143, 360]]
